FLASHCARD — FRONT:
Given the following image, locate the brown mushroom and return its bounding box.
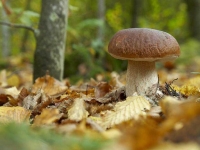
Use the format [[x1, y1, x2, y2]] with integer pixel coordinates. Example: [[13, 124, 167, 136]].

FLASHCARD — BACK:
[[108, 28, 180, 97]]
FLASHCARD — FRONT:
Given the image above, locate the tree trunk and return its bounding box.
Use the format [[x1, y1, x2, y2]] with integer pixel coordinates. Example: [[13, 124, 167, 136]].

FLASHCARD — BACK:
[[33, 0, 68, 81], [20, 0, 32, 52], [131, 0, 141, 28], [185, 0, 200, 40], [1, 1, 11, 57], [97, 0, 105, 42]]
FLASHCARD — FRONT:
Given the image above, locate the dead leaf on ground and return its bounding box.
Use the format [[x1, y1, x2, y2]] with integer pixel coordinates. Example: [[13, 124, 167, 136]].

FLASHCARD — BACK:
[[68, 98, 89, 122], [0, 106, 31, 123], [33, 108, 63, 126], [22, 90, 42, 110], [32, 74, 68, 96], [0, 70, 7, 87], [95, 82, 112, 98], [119, 117, 161, 150], [99, 95, 151, 129], [150, 142, 200, 150]]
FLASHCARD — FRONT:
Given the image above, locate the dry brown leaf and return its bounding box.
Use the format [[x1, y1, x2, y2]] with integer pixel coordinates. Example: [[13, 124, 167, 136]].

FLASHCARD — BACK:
[[7, 73, 20, 87], [164, 115, 200, 143], [110, 72, 124, 88], [17, 87, 29, 105], [68, 98, 88, 121], [32, 74, 68, 96], [95, 82, 112, 98], [172, 84, 200, 96], [5, 87, 20, 99], [0, 70, 7, 87], [186, 75, 200, 88], [159, 97, 200, 137], [99, 95, 151, 129], [0, 106, 31, 123], [147, 106, 162, 118], [119, 117, 161, 150], [23, 91, 42, 110], [171, 75, 200, 96], [159, 96, 182, 117], [101, 128, 122, 139], [150, 142, 200, 150], [33, 108, 62, 126]]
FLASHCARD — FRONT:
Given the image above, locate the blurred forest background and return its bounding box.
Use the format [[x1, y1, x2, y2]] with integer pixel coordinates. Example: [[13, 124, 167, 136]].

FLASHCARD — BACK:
[[1, 0, 200, 83]]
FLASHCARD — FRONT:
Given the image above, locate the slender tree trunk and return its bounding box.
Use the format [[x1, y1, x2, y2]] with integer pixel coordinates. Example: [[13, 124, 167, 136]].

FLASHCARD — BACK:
[[1, 1, 11, 57], [97, 0, 105, 42], [33, 0, 68, 81], [185, 0, 200, 40], [131, 0, 141, 28], [20, 0, 32, 52]]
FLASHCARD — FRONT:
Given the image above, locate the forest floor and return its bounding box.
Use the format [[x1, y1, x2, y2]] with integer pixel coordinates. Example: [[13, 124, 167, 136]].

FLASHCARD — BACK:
[[0, 55, 200, 150]]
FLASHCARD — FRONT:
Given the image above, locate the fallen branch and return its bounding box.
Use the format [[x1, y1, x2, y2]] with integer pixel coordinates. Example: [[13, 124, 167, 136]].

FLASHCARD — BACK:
[[0, 21, 37, 36]]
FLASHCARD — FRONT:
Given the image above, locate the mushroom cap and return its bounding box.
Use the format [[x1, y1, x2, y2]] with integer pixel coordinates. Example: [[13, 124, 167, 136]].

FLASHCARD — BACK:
[[108, 28, 180, 61]]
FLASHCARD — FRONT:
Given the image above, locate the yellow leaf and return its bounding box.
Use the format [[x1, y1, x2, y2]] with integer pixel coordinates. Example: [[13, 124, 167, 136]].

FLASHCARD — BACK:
[[150, 142, 200, 150], [172, 77, 200, 96], [5, 87, 20, 99], [100, 96, 151, 129], [7, 73, 20, 87], [179, 84, 199, 96], [0, 70, 7, 87], [0, 107, 31, 123], [34, 108, 62, 126], [32, 74, 68, 96], [68, 98, 89, 121]]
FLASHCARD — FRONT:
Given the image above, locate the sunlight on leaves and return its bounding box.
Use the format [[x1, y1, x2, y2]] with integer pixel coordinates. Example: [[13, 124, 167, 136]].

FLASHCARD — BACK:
[[0, 107, 30, 123], [99, 95, 151, 129], [32, 74, 68, 96], [33, 108, 62, 126], [68, 98, 89, 121]]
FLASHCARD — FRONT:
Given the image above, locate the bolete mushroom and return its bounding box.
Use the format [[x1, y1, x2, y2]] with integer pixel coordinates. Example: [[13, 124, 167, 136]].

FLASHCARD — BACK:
[[108, 28, 180, 97]]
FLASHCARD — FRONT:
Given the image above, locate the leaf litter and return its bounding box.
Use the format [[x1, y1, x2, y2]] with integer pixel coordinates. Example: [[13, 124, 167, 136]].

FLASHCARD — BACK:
[[1, 69, 200, 149]]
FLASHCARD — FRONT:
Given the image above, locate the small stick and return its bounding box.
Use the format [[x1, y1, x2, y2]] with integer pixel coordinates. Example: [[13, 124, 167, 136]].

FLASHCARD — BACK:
[[0, 21, 36, 36]]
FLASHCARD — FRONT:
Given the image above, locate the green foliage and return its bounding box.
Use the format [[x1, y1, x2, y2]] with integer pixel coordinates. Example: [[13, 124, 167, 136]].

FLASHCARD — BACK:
[[0, 123, 108, 150], [178, 39, 200, 65], [64, 44, 104, 82], [139, 0, 188, 40], [106, 3, 123, 32], [0, 0, 197, 81]]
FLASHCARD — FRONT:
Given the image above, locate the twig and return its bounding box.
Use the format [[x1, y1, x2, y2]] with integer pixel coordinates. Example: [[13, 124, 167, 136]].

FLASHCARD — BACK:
[[0, 21, 36, 36]]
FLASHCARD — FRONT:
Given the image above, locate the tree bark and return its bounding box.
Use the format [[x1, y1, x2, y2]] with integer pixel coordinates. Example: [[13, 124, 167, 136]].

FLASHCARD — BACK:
[[33, 0, 68, 81], [185, 0, 200, 40], [1, 1, 11, 57]]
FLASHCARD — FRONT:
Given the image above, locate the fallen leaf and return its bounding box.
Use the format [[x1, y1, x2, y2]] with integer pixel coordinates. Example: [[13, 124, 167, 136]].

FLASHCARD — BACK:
[[0, 107, 30, 123], [150, 142, 200, 150], [33, 108, 62, 126], [0, 70, 7, 87], [23, 90, 42, 110], [95, 82, 112, 98], [68, 98, 89, 121], [119, 117, 161, 150], [32, 74, 68, 96], [99, 95, 151, 129], [172, 84, 200, 96], [5, 87, 20, 99]]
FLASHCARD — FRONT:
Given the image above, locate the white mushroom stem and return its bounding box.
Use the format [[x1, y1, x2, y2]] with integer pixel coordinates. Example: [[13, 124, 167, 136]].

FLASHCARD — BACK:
[[126, 60, 158, 97]]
